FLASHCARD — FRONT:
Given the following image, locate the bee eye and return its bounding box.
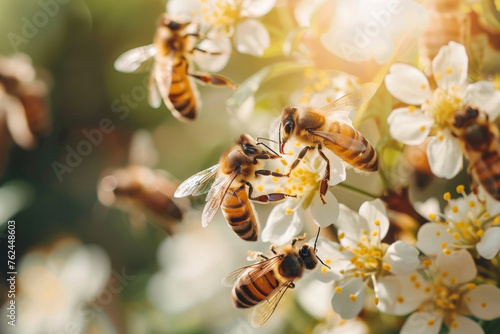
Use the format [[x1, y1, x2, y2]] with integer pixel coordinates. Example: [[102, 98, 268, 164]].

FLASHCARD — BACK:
[[299, 245, 309, 257], [284, 120, 294, 134], [466, 107, 478, 119], [243, 144, 257, 155], [167, 21, 181, 30], [453, 116, 464, 128]]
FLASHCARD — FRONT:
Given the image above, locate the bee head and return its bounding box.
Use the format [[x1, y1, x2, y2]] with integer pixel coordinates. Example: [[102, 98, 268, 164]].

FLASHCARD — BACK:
[[453, 106, 479, 129], [160, 14, 187, 31], [298, 244, 318, 270], [280, 106, 297, 154], [237, 134, 262, 157]]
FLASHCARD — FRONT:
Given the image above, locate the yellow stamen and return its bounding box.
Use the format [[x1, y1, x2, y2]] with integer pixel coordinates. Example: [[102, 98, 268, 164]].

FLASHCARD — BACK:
[[349, 294, 357, 302], [335, 286, 342, 293], [443, 192, 451, 200], [456, 185, 464, 193]]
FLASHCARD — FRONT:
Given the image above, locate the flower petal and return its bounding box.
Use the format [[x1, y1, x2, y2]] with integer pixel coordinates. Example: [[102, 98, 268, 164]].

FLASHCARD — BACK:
[[416, 223, 455, 256], [241, 0, 276, 18], [261, 202, 304, 245], [309, 237, 351, 283], [309, 191, 339, 227], [358, 199, 389, 240], [235, 19, 270, 57], [383, 241, 420, 275], [427, 130, 463, 179], [387, 107, 434, 145], [376, 274, 431, 316], [464, 81, 500, 120], [432, 42, 468, 91], [436, 249, 477, 285], [192, 37, 232, 72], [449, 315, 485, 334], [465, 284, 500, 320], [476, 226, 500, 260], [401, 312, 442, 334], [384, 63, 432, 105], [323, 149, 347, 186], [166, 0, 200, 20], [336, 204, 368, 248], [331, 277, 365, 319]]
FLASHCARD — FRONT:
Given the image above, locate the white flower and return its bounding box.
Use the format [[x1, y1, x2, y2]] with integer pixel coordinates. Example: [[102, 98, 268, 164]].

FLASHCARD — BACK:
[[147, 224, 236, 314], [319, 0, 424, 63], [168, 0, 276, 57], [416, 186, 500, 260], [1, 238, 111, 334], [377, 250, 500, 334], [311, 199, 419, 319], [289, 70, 362, 111], [259, 137, 346, 245], [385, 41, 500, 179]]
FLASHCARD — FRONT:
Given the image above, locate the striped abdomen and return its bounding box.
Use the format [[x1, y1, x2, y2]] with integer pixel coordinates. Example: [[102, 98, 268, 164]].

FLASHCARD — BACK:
[[169, 60, 197, 121], [221, 185, 258, 241], [470, 146, 500, 200], [323, 122, 378, 172], [232, 269, 280, 308]]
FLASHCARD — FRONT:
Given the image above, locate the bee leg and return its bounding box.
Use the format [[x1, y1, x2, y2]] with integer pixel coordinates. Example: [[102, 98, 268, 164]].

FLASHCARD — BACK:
[[288, 283, 296, 289], [246, 181, 296, 203], [270, 244, 277, 255], [317, 145, 331, 205], [189, 73, 238, 90], [190, 46, 233, 57], [254, 169, 286, 178], [284, 146, 314, 177], [291, 233, 307, 246]]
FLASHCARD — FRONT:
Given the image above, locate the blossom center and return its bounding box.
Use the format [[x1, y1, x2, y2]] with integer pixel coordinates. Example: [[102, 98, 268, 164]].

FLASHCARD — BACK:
[[202, 0, 241, 33], [425, 88, 463, 129], [433, 281, 462, 313]]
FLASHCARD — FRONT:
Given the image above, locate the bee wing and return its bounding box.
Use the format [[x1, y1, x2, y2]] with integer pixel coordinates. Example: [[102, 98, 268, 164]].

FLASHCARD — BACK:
[[148, 73, 162, 109], [202, 170, 238, 227], [153, 52, 174, 110], [174, 164, 220, 198], [319, 83, 378, 115], [251, 279, 294, 327], [114, 44, 157, 73], [311, 129, 367, 153], [222, 255, 284, 287]]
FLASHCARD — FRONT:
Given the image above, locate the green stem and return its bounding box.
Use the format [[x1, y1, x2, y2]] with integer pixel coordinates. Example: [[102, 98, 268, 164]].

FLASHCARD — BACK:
[[336, 183, 378, 199]]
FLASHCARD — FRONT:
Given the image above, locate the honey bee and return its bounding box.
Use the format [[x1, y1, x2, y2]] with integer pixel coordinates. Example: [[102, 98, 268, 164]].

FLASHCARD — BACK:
[[0, 53, 51, 150], [114, 13, 237, 122], [452, 106, 500, 200], [223, 231, 329, 327], [174, 134, 293, 241], [98, 166, 187, 234], [279, 84, 378, 202], [419, 0, 470, 75]]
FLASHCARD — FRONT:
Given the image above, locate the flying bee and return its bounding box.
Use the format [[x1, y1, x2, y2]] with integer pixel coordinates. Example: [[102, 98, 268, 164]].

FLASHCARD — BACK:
[[223, 230, 329, 327], [0, 53, 51, 150], [114, 13, 237, 122], [451, 106, 500, 200], [98, 166, 188, 234], [419, 0, 470, 76], [174, 134, 294, 241], [279, 84, 379, 203]]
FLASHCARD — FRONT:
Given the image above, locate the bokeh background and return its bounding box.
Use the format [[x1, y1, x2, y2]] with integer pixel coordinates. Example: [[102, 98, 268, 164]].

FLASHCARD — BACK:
[[1, 0, 500, 333]]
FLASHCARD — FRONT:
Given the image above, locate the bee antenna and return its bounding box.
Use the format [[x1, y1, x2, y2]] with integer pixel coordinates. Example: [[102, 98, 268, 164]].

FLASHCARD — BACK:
[[256, 141, 280, 156], [256, 137, 278, 144], [313, 227, 321, 252], [317, 255, 331, 269], [278, 125, 282, 153]]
